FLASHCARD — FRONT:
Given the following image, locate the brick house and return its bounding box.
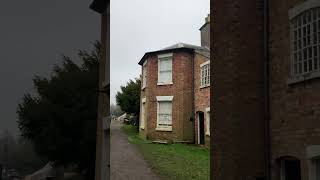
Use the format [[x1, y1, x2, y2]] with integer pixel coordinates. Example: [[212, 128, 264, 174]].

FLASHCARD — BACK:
[[212, 0, 320, 179], [138, 15, 210, 145]]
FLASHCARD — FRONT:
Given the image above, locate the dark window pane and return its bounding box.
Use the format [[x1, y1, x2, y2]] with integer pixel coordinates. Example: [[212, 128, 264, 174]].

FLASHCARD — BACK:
[[294, 64, 298, 74], [299, 63, 303, 73], [304, 48, 308, 59], [309, 47, 312, 58], [298, 39, 302, 49], [309, 59, 313, 71], [299, 51, 302, 61], [298, 16, 302, 26], [299, 28, 302, 38], [304, 61, 308, 72]]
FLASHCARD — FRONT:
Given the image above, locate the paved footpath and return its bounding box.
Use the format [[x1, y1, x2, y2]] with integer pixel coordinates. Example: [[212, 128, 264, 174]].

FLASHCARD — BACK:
[[110, 120, 160, 180]]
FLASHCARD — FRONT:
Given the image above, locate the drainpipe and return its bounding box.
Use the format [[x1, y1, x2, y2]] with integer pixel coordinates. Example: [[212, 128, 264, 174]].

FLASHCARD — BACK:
[[191, 51, 196, 144], [262, 0, 270, 179]]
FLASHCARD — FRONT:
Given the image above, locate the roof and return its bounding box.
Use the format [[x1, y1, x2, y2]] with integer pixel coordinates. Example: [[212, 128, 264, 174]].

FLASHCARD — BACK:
[[138, 43, 209, 65]]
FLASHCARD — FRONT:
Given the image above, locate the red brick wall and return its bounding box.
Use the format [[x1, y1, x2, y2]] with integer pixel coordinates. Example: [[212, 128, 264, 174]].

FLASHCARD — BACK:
[[194, 53, 210, 146], [139, 50, 194, 142], [269, 0, 320, 179], [212, 0, 266, 179]]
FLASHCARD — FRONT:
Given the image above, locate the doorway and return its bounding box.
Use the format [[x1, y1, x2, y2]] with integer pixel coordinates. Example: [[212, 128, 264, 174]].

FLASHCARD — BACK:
[[198, 112, 205, 145], [280, 158, 301, 180]]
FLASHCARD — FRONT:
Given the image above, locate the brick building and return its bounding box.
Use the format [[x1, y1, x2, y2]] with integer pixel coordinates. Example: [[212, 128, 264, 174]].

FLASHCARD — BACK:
[[138, 15, 210, 145], [212, 0, 320, 179]]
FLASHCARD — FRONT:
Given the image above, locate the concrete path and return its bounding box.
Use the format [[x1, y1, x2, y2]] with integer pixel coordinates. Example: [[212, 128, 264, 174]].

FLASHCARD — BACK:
[[110, 120, 159, 180]]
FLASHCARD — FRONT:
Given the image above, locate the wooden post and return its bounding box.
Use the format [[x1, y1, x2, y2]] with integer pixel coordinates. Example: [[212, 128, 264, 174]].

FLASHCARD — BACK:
[[94, 1, 109, 180]]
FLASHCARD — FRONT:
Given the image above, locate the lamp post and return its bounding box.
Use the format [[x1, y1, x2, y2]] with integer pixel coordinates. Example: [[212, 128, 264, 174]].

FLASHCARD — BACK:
[[89, 0, 110, 180]]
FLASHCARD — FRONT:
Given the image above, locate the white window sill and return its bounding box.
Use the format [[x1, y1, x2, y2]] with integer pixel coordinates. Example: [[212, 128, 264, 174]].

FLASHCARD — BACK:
[[200, 84, 210, 89], [155, 127, 172, 131], [287, 71, 320, 85], [157, 82, 173, 86], [140, 126, 145, 130], [141, 86, 146, 90], [206, 132, 210, 136]]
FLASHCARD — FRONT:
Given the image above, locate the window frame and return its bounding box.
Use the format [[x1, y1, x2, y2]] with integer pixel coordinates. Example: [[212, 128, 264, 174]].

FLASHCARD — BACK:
[[156, 96, 173, 131], [205, 107, 210, 136], [142, 60, 147, 89], [140, 97, 146, 129], [288, 0, 320, 85], [200, 61, 210, 88], [307, 145, 320, 180], [157, 53, 173, 86]]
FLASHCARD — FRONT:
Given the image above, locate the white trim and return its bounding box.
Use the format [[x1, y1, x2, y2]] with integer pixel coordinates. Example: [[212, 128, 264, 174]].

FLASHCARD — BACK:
[[200, 61, 210, 87], [143, 59, 147, 66], [200, 84, 210, 89], [288, 0, 320, 20], [205, 107, 210, 136], [200, 60, 210, 67], [157, 82, 173, 86], [307, 145, 320, 159], [157, 53, 173, 59], [157, 53, 173, 85], [140, 98, 146, 129], [156, 96, 173, 131], [156, 96, 173, 101], [142, 61, 147, 89], [155, 127, 172, 131]]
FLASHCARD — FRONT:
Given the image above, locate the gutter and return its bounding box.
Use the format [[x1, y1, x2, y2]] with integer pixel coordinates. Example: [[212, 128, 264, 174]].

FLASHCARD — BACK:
[[262, 0, 271, 179]]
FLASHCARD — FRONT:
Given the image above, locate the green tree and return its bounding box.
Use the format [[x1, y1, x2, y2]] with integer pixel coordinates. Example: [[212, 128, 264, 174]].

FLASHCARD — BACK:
[[115, 78, 141, 125], [17, 41, 101, 179]]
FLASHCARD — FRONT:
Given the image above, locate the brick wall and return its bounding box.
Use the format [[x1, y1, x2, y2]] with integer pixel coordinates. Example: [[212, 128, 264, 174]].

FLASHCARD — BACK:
[[211, 0, 266, 179], [269, 0, 320, 179], [139, 50, 194, 142], [194, 53, 210, 146]]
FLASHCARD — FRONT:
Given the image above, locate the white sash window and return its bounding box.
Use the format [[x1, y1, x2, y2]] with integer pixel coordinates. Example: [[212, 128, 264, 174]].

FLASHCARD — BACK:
[[200, 61, 210, 87], [157, 53, 173, 85], [156, 96, 173, 131]]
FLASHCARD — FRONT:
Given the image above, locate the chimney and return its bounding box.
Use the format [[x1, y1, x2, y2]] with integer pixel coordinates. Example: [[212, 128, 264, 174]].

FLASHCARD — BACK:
[[205, 14, 210, 23], [200, 14, 210, 49]]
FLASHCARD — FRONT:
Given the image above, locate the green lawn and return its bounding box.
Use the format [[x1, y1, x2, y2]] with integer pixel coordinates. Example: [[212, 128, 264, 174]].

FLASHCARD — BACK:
[[121, 125, 210, 180]]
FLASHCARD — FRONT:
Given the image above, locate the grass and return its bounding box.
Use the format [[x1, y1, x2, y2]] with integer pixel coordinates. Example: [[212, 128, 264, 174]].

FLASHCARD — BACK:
[[121, 125, 210, 180]]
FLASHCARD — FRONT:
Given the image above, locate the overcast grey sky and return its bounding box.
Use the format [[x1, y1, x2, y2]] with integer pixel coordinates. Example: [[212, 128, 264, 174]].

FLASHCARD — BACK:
[[110, 0, 210, 104], [0, 0, 100, 135], [0, 0, 209, 136]]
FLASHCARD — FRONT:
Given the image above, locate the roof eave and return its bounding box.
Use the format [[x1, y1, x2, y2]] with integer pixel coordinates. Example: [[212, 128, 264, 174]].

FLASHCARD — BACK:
[[199, 22, 209, 30], [138, 47, 195, 65]]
